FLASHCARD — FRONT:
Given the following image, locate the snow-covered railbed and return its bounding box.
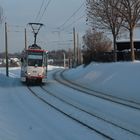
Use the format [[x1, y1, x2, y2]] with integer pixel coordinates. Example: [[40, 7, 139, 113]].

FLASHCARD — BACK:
[[28, 86, 113, 140], [28, 84, 140, 139], [55, 70, 140, 110], [44, 70, 140, 139], [0, 62, 140, 140], [0, 69, 102, 140]]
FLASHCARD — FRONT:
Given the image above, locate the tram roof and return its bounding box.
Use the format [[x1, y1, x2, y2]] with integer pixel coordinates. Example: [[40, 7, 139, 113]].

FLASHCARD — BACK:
[[27, 49, 48, 53]]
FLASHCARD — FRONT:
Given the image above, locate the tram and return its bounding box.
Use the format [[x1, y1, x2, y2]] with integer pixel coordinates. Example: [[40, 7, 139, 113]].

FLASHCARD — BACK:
[[20, 23, 48, 84], [21, 44, 48, 84]]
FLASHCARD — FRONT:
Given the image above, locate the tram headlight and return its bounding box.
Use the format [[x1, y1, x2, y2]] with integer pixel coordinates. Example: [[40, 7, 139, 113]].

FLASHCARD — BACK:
[[27, 72, 31, 75], [25, 71, 31, 76], [38, 73, 42, 76]]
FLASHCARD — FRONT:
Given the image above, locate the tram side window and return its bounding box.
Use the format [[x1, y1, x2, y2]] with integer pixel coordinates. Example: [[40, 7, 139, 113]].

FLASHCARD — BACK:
[[28, 59, 43, 67]]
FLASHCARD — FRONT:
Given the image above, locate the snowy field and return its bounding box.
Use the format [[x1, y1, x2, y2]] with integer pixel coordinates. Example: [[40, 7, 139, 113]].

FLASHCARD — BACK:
[[0, 62, 140, 140]]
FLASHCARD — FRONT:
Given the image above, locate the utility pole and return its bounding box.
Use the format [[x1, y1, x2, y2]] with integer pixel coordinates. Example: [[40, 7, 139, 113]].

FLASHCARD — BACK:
[[25, 28, 27, 50], [77, 33, 79, 65], [68, 48, 72, 68], [5, 22, 9, 77], [63, 52, 66, 68], [73, 27, 76, 67]]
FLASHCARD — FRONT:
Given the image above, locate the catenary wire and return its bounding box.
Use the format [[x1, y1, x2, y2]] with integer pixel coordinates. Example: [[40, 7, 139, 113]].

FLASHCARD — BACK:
[[58, 1, 85, 30], [35, 0, 46, 22], [38, 0, 52, 22]]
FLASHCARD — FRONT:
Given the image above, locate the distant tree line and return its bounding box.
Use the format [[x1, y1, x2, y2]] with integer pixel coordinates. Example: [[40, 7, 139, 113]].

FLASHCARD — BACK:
[[48, 49, 73, 67], [0, 52, 21, 59], [84, 0, 140, 64]]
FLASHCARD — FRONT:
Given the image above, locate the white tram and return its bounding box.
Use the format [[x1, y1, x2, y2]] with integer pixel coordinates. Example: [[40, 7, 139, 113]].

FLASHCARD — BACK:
[[21, 44, 48, 84]]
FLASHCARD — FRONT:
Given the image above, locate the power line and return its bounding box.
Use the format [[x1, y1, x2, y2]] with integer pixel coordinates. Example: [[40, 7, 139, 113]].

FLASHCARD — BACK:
[[6, 24, 24, 32], [62, 14, 86, 32], [7, 24, 25, 28], [38, 0, 52, 22], [5, 24, 31, 33], [35, 0, 45, 22], [58, 1, 85, 30]]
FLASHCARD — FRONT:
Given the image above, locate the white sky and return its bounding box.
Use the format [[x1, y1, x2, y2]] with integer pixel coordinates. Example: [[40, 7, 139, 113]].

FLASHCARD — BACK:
[[0, 0, 88, 53]]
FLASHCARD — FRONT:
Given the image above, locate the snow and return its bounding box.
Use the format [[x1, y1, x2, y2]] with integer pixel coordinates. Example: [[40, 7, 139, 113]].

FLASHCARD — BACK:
[[0, 62, 140, 139], [63, 61, 140, 104]]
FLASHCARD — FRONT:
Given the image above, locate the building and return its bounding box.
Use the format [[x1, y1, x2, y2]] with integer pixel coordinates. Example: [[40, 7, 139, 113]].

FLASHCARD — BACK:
[[116, 24, 140, 60]]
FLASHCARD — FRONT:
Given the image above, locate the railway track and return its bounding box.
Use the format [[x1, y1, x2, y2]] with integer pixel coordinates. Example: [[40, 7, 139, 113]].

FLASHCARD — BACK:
[[51, 69, 140, 137], [54, 69, 140, 111], [27, 86, 113, 140], [27, 84, 140, 139]]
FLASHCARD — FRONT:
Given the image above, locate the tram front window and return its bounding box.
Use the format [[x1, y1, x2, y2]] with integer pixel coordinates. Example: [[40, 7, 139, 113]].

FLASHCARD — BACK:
[[28, 59, 42, 67]]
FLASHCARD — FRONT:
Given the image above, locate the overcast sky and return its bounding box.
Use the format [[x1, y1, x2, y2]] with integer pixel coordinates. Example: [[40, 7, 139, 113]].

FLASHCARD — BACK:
[[0, 0, 88, 53]]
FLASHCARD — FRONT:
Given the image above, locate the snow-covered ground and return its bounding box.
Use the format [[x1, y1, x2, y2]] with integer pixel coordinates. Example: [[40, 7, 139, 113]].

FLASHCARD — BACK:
[[63, 61, 140, 104], [0, 67, 100, 140], [0, 62, 140, 140]]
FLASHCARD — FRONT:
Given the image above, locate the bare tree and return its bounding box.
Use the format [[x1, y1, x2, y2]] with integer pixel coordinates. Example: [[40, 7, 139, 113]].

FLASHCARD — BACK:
[[114, 0, 140, 61], [82, 29, 112, 63], [83, 29, 112, 52], [86, 0, 125, 61]]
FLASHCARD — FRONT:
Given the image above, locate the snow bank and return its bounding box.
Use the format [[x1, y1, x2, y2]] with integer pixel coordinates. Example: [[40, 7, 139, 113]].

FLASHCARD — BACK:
[[64, 61, 140, 103], [48, 65, 63, 71]]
